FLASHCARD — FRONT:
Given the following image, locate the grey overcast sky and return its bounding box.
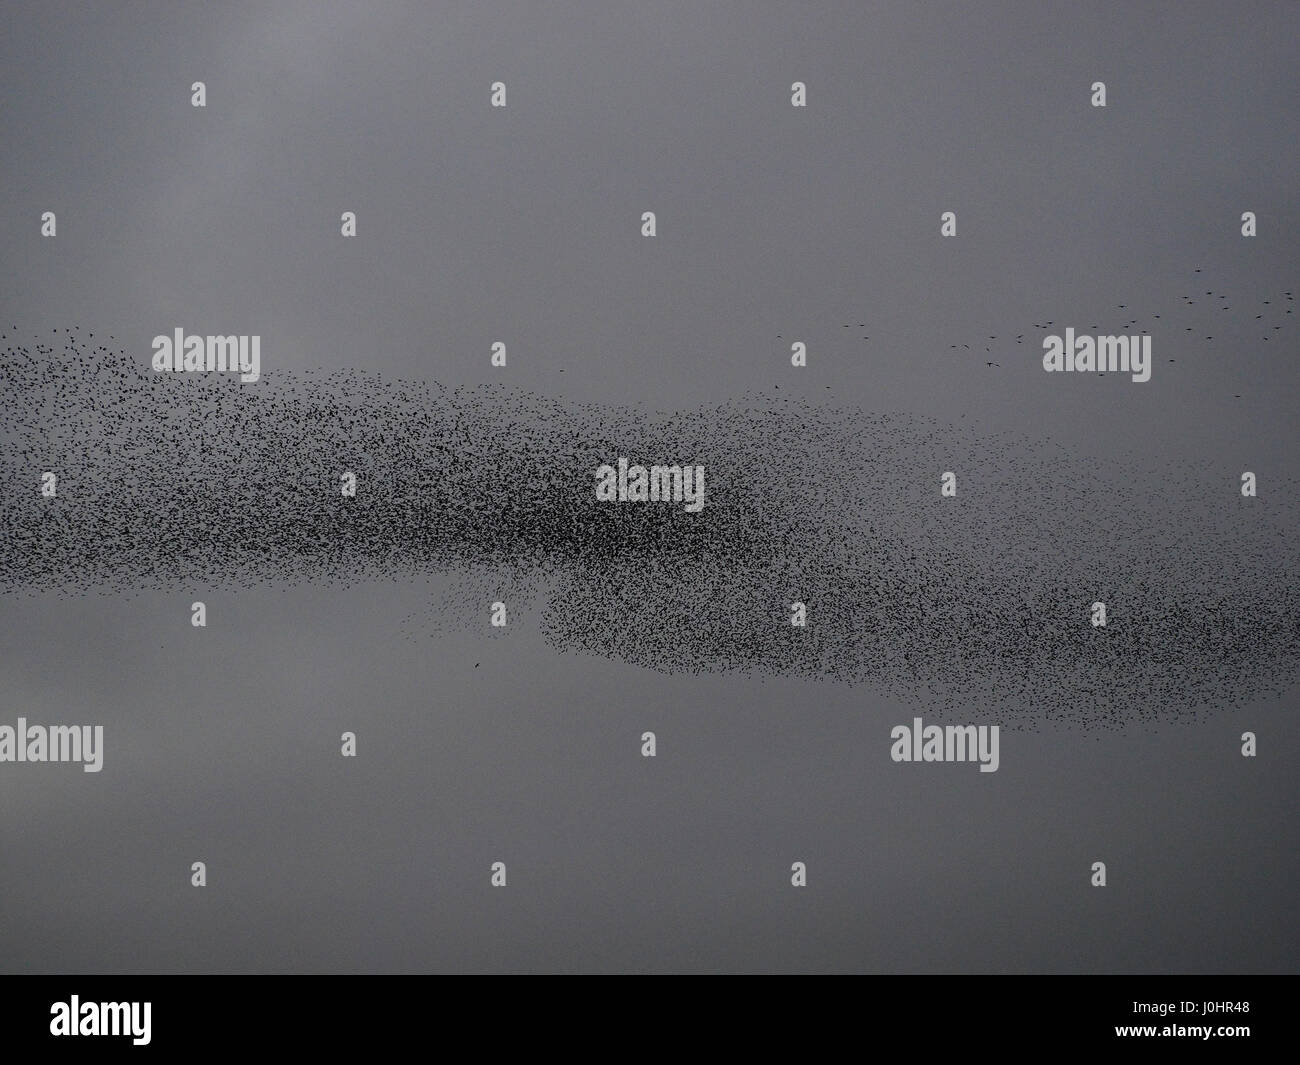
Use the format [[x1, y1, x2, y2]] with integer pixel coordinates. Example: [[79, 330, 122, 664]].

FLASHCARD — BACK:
[[0, 1, 1296, 972]]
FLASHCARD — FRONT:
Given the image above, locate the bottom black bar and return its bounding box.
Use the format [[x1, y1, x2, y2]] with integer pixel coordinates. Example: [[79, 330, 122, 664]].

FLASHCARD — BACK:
[[0, 975, 1286, 1053]]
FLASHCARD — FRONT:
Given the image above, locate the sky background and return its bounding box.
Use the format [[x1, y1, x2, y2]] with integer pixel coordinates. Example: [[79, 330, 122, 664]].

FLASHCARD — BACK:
[[0, 0, 1296, 972]]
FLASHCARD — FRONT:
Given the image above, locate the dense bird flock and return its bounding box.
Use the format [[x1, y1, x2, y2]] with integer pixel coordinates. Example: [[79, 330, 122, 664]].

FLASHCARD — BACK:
[[1, 304, 1296, 728]]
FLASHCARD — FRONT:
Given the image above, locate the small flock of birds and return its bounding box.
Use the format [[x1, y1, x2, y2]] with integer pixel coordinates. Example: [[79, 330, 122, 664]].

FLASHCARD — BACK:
[[938, 267, 1295, 385], [768, 266, 1294, 389]]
